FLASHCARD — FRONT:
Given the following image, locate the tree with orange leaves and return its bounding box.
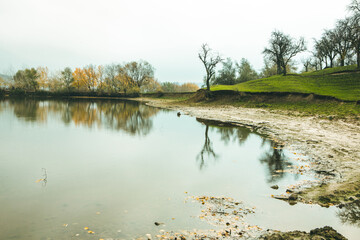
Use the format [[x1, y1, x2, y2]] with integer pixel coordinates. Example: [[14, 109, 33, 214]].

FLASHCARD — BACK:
[[72, 68, 86, 91], [83, 65, 98, 91], [179, 83, 199, 92], [117, 66, 137, 95], [96, 65, 106, 92], [140, 78, 162, 93], [36, 66, 49, 90]]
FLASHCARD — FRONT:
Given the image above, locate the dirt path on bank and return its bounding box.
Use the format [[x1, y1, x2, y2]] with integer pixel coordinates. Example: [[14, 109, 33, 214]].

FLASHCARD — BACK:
[[135, 97, 360, 205]]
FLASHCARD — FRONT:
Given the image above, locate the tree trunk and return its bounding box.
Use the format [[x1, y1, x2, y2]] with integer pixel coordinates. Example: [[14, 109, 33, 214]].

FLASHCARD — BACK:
[[206, 77, 210, 92], [316, 61, 321, 71], [356, 43, 360, 69], [277, 62, 282, 75], [340, 56, 345, 67], [281, 60, 287, 76]]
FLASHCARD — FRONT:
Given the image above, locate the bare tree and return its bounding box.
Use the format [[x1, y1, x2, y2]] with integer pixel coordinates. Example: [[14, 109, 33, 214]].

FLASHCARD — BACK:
[[314, 31, 338, 68], [348, 1, 360, 68], [122, 60, 155, 88], [104, 64, 122, 92], [301, 57, 313, 72], [350, 17, 360, 68], [263, 31, 306, 75], [198, 44, 222, 92], [332, 19, 353, 66], [349, 0, 360, 13], [311, 48, 325, 70]]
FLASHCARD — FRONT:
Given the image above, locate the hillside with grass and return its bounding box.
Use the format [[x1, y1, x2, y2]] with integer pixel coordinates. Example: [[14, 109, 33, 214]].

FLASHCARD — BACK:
[[211, 65, 360, 101]]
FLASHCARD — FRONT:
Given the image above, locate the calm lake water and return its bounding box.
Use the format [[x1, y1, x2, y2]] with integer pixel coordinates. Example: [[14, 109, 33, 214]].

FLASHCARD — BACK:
[[0, 98, 359, 239]]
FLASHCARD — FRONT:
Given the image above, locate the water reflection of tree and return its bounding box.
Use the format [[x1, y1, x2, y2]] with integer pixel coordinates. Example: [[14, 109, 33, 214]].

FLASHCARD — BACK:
[[97, 101, 157, 135], [7, 99, 158, 136], [11, 99, 40, 122], [216, 126, 251, 146], [195, 118, 253, 170], [197, 124, 218, 170], [337, 200, 360, 227], [258, 140, 293, 183], [0, 100, 4, 114]]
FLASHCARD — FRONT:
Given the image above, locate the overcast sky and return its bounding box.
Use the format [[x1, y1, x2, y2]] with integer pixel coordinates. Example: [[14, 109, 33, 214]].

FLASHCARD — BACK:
[[0, 0, 351, 83]]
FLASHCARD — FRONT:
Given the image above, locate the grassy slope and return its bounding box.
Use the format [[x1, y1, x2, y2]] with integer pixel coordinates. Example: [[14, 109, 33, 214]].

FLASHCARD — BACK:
[[211, 65, 360, 101]]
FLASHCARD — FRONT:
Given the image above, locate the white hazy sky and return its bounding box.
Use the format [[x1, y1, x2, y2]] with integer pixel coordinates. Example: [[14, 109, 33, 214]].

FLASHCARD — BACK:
[[0, 0, 351, 83]]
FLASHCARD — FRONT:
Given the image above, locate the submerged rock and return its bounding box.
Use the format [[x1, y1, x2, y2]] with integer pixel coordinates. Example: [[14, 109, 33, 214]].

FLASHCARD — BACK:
[[261, 226, 347, 240], [273, 195, 289, 200], [271, 185, 279, 190], [288, 194, 298, 201], [310, 226, 347, 240]]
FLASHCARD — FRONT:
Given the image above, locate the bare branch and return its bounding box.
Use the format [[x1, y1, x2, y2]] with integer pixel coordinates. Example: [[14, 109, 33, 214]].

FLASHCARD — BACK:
[[198, 44, 223, 91], [263, 31, 306, 75]]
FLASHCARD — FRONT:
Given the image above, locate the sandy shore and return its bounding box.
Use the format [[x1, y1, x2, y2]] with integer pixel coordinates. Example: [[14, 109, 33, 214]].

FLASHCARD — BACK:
[[135, 97, 360, 205]]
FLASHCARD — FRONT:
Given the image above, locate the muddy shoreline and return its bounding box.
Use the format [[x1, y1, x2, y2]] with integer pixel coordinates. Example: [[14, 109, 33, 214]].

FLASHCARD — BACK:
[[131, 97, 360, 238]]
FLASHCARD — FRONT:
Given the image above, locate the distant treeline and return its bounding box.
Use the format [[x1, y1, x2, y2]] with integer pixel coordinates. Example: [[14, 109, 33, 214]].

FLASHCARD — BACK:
[[0, 61, 199, 96]]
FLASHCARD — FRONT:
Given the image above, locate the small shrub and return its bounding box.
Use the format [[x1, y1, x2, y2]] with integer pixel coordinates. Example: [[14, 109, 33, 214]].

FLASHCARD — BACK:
[[156, 90, 164, 97], [35, 90, 50, 96], [9, 88, 26, 96]]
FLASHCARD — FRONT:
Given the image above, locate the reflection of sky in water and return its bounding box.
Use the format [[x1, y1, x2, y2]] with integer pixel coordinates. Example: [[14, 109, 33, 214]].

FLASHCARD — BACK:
[[0, 99, 359, 239]]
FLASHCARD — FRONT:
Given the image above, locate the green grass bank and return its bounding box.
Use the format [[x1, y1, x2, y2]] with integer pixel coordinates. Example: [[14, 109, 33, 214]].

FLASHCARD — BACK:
[[142, 66, 360, 119], [211, 65, 360, 101]]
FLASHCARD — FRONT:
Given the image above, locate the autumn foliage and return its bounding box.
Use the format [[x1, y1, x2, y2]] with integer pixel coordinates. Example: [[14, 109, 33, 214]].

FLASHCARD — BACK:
[[160, 82, 199, 92], [5, 60, 199, 95], [8, 61, 155, 95]]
